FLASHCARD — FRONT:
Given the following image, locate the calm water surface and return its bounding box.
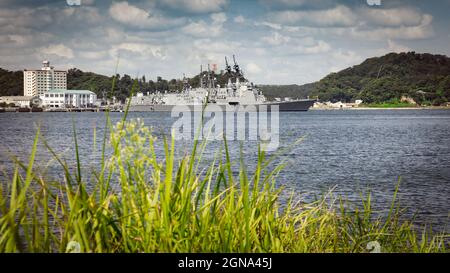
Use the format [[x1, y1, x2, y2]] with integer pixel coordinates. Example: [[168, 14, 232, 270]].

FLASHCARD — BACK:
[[0, 110, 449, 231]]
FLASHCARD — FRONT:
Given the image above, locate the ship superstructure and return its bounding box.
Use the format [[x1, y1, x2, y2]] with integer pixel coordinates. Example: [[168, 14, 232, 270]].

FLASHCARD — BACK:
[[128, 56, 315, 112]]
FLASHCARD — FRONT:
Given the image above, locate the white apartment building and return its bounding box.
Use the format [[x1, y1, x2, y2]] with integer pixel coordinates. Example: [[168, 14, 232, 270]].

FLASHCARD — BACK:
[[40, 89, 97, 108], [24, 61, 67, 97]]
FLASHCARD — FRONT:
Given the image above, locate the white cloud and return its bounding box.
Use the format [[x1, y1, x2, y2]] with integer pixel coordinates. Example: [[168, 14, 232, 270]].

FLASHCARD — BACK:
[[40, 44, 74, 59], [246, 62, 262, 75], [259, 0, 334, 9], [234, 15, 245, 24], [387, 40, 411, 53], [265, 5, 435, 42], [261, 32, 291, 46], [181, 37, 241, 70], [211, 12, 227, 24], [193, 39, 239, 53], [353, 14, 434, 40], [255, 21, 283, 30], [182, 21, 222, 37], [160, 0, 227, 13], [182, 13, 227, 38], [260, 32, 330, 55], [263, 4, 436, 43], [268, 5, 357, 27], [109, 1, 184, 29], [103, 27, 126, 43], [260, 0, 307, 8], [0, 7, 52, 29], [360, 7, 425, 28], [6, 35, 29, 46], [0, 32, 55, 52], [329, 50, 362, 72], [60, 6, 103, 24], [301, 40, 331, 54], [109, 2, 148, 26], [109, 43, 167, 60], [78, 50, 108, 60]]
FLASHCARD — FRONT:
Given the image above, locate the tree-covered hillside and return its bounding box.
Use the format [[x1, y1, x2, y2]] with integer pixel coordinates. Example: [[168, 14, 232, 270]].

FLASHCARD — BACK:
[[0, 68, 23, 96], [259, 83, 316, 100], [311, 52, 450, 105], [67, 68, 113, 98]]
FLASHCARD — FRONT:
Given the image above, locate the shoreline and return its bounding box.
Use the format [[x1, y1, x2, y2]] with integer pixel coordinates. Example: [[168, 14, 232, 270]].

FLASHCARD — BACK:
[[311, 106, 450, 111], [2, 106, 450, 113]]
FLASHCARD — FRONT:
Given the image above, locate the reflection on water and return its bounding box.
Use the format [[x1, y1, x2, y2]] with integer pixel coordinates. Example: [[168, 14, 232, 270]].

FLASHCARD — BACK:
[[0, 110, 449, 232]]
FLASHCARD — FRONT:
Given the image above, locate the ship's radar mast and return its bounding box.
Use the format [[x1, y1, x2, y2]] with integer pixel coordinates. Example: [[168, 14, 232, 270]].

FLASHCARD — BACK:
[[225, 56, 232, 74], [233, 55, 242, 77], [207, 64, 211, 89]]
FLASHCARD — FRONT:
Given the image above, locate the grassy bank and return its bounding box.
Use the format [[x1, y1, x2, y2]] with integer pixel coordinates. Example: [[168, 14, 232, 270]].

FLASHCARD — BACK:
[[0, 115, 448, 253], [361, 102, 418, 108]]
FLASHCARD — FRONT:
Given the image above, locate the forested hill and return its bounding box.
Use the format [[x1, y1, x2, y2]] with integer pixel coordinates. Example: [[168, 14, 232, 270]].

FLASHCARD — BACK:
[[259, 83, 316, 100], [310, 52, 450, 105], [0, 68, 23, 96]]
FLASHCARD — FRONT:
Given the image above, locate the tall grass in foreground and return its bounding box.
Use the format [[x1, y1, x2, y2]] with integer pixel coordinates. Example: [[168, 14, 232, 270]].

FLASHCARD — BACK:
[[0, 117, 448, 253], [0, 99, 448, 252]]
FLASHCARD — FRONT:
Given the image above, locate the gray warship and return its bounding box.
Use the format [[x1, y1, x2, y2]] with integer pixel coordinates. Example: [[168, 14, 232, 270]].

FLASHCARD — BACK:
[[128, 56, 315, 112]]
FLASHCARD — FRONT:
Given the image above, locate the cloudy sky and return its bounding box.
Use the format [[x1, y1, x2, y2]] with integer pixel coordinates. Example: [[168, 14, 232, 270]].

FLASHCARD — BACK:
[[1, 0, 449, 84]]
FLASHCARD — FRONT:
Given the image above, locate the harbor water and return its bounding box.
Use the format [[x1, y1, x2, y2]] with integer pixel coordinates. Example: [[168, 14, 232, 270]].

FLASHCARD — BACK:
[[0, 109, 449, 232]]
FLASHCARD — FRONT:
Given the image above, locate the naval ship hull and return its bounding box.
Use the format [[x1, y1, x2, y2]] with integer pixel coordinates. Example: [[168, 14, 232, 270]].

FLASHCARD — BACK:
[[128, 99, 315, 112]]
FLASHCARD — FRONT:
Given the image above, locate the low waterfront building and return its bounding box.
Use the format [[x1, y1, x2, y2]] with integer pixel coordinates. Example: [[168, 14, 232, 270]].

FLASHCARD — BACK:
[[313, 100, 364, 109], [0, 96, 33, 107], [40, 89, 97, 108], [24, 61, 67, 97]]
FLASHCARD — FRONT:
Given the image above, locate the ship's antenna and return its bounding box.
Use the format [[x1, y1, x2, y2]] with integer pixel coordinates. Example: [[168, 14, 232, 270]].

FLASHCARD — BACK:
[[200, 65, 203, 88], [233, 54, 241, 76], [207, 64, 211, 89], [225, 56, 232, 75]]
